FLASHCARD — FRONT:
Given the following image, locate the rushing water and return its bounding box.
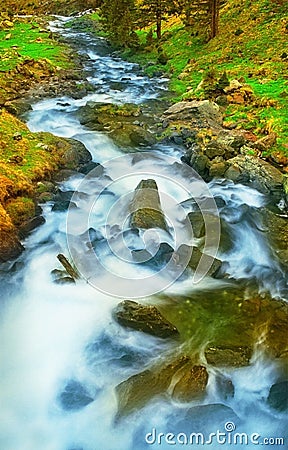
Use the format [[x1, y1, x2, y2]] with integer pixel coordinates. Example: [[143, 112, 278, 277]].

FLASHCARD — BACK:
[[0, 16, 287, 450]]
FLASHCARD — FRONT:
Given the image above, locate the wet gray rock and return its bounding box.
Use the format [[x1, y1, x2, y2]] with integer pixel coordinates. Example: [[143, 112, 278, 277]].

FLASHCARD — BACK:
[[189, 152, 209, 177], [188, 211, 232, 252], [189, 247, 222, 277], [62, 139, 92, 169], [162, 100, 223, 130], [78, 161, 101, 175], [267, 381, 288, 412], [205, 345, 252, 367], [0, 232, 24, 263], [129, 128, 156, 146], [18, 215, 45, 238], [174, 244, 222, 277], [174, 403, 240, 434], [113, 300, 179, 338], [215, 373, 235, 399], [224, 155, 284, 198], [59, 380, 94, 411]]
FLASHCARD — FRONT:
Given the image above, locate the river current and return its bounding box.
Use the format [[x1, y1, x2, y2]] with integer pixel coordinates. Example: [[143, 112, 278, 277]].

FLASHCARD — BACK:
[[0, 16, 287, 450]]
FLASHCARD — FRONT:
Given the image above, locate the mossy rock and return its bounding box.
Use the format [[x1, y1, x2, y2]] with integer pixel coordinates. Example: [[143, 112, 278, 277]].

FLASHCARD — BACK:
[[5, 196, 35, 227], [116, 356, 208, 417], [113, 300, 179, 338], [130, 179, 168, 231]]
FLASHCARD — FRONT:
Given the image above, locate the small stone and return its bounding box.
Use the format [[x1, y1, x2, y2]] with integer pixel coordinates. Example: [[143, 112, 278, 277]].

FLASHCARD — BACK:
[[224, 79, 243, 93], [253, 133, 277, 152]]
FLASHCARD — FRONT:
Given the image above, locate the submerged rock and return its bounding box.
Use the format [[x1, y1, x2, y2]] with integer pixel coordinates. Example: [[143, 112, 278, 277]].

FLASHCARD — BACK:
[[116, 356, 208, 417], [113, 300, 179, 338], [59, 380, 94, 411], [129, 179, 168, 231], [173, 403, 240, 434], [205, 345, 252, 367], [176, 244, 222, 278], [214, 373, 235, 399], [267, 381, 288, 412], [18, 215, 45, 239]]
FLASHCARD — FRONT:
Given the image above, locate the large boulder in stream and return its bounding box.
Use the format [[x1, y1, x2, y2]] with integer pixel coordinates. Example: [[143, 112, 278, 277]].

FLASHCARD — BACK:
[[224, 155, 284, 199], [129, 179, 168, 231], [116, 356, 208, 417], [261, 208, 288, 266], [161, 100, 223, 130], [176, 244, 222, 278], [113, 300, 179, 338], [76, 102, 156, 148], [61, 139, 92, 169]]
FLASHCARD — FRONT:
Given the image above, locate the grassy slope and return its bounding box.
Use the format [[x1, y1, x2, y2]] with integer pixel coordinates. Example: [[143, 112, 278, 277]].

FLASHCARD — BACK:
[[119, 0, 288, 160], [0, 16, 74, 235]]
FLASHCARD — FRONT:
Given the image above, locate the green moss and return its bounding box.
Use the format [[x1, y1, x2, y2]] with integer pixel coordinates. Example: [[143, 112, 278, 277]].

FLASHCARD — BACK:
[[158, 288, 288, 359], [6, 196, 35, 226]]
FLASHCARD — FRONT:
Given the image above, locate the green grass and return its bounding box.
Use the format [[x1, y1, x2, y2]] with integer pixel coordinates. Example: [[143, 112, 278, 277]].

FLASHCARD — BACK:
[[0, 20, 71, 71]]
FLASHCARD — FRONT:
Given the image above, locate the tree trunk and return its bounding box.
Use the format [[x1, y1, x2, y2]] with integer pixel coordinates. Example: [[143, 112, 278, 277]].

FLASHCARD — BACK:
[[156, 11, 162, 39], [210, 0, 220, 39]]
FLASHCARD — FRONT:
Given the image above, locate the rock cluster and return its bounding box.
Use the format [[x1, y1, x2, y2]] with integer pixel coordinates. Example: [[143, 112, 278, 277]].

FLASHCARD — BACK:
[[161, 99, 286, 206]]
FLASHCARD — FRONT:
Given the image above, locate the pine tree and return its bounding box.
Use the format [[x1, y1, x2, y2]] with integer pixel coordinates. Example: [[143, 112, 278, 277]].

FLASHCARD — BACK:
[[138, 0, 176, 39], [174, 0, 221, 40], [101, 0, 137, 46]]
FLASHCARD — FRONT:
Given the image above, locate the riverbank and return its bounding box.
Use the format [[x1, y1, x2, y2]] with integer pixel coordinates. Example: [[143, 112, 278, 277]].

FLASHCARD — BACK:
[[0, 14, 92, 261]]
